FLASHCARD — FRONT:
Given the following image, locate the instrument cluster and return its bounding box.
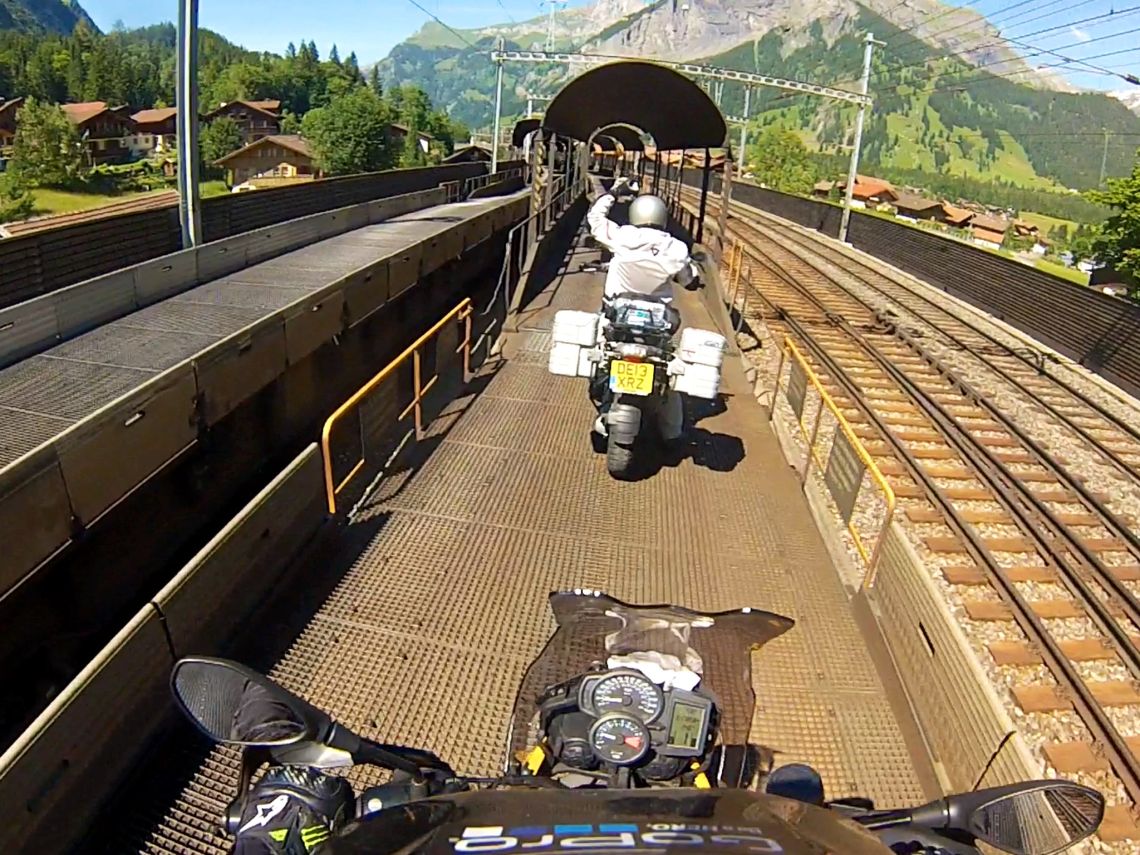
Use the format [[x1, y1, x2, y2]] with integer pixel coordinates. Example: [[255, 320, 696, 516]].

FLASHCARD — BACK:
[[540, 668, 715, 773]]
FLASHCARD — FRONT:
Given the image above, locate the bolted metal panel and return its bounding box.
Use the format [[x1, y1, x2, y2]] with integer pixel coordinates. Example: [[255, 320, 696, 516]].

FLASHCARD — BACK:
[[343, 264, 391, 328], [386, 246, 424, 300], [194, 317, 288, 426], [462, 214, 494, 252], [54, 269, 137, 341], [133, 248, 199, 307], [0, 447, 73, 598], [870, 523, 1037, 791], [0, 604, 171, 854], [154, 445, 326, 658], [283, 289, 346, 365], [344, 204, 370, 232], [55, 366, 199, 527], [420, 229, 465, 278], [195, 234, 252, 282], [244, 220, 315, 267], [0, 296, 61, 369]]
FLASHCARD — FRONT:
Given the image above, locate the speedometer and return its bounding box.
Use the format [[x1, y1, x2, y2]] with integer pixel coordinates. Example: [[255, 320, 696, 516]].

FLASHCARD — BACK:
[[591, 672, 664, 722], [589, 714, 650, 765]]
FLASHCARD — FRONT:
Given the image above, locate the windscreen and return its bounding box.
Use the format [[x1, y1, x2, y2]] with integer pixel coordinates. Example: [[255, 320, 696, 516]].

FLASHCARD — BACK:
[[506, 590, 794, 768]]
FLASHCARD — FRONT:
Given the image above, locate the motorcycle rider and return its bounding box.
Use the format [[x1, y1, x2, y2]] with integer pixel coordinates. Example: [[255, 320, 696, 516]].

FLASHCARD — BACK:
[[585, 177, 693, 446]]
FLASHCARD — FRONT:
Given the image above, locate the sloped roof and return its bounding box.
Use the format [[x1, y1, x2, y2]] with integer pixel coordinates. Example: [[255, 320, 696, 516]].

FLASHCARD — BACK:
[[842, 174, 895, 199], [248, 100, 281, 113], [542, 60, 725, 151], [214, 134, 313, 165], [204, 99, 280, 120], [132, 107, 177, 123], [389, 122, 434, 140], [814, 180, 836, 192], [61, 101, 112, 124], [973, 227, 1006, 245], [941, 203, 973, 225], [893, 192, 941, 212], [971, 214, 1009, 233], [442, 143, 492, 163]]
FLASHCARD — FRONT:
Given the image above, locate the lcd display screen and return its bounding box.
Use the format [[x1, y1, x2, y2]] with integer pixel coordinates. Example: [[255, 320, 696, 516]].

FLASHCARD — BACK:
[[668, 702, 705, 750]]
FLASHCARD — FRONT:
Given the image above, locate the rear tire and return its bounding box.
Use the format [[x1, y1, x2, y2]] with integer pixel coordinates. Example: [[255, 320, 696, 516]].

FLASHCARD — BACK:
[[606, 432, 636, 480]]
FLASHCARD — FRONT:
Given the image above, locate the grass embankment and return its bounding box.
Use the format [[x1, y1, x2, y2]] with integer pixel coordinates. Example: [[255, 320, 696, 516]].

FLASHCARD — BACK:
[[31, 181, 231, 215]]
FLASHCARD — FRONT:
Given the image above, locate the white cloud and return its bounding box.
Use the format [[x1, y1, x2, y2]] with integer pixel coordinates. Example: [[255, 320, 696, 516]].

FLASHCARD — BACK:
[[1070, 27, 1091, 42]]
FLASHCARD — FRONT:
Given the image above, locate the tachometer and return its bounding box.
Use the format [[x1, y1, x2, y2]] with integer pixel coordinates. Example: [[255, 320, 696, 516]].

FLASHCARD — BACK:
[[590, 672, 664, 722], [589, 713, 650, 765]]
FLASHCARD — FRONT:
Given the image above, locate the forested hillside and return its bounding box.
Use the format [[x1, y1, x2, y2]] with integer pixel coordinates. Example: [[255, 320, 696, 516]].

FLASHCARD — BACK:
[[0, 0, 95, 36]]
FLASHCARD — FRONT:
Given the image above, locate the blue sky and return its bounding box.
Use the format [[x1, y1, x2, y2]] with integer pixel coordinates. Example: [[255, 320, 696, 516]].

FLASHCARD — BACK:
[[80, 0, 1137, 92]]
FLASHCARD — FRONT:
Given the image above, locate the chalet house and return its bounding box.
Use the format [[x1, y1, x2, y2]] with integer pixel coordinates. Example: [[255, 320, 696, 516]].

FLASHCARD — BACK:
[[214, 134, 318, 186], [203, 99, 281, 146], [130, 107, 177, 156], [812, 180, 836, 198], [442, 143, 492, 164], [970, 214, 1009, 250], [893, 193, 943, 222], [61, 101, 135, 165], [837, 175, 897, 208], [0, 97, 24, 156], [388, 123, 433, 154], [1011, 219, 1039, 240], [941, 204, 974, 229]]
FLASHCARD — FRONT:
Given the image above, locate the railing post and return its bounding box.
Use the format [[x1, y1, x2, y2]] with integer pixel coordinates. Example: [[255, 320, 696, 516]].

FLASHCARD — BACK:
[[413, 348, 424, 440], [463, 310, 473, 381]]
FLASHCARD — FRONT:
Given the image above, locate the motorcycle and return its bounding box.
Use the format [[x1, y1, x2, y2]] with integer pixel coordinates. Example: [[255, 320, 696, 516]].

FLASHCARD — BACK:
[[170, 590, 1105, 855], [588, 295, 686, 480]]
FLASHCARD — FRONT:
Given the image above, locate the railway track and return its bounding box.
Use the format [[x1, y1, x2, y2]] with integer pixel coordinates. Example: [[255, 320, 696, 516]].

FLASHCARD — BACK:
[[692, 193, 1140, 844], [0, 190, 179, 238]]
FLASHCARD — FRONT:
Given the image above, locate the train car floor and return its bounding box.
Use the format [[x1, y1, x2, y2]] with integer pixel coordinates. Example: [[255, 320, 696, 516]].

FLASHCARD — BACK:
[[110, 225, 931, 854]]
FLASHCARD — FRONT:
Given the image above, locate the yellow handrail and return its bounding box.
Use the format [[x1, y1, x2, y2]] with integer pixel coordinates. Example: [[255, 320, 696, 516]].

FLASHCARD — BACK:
[[780, 336, 896, 585], [321, 298, 474, 514]]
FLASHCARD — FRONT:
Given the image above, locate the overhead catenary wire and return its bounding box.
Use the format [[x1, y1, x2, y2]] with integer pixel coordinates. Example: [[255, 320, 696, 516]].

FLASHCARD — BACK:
[[880, 0, 1098, 71], [886, 32, 1140, 95], [832, 7, 1140, 92], [405, 0, 478, 48]]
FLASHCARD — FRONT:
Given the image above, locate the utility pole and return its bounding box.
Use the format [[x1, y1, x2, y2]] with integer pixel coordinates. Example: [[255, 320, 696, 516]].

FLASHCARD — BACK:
[[176, 0, 201, 248], [525, 93, 551, 116], [737, 87, 750, 173], [1099, 127, 1109, 188], [491, 38, 505, 173], [543, 0, 566, 52], [839, 32, 882, 245]]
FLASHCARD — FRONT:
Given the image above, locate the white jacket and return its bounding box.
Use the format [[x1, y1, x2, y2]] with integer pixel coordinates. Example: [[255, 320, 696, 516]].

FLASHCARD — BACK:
[[587, 193, 692, 300]]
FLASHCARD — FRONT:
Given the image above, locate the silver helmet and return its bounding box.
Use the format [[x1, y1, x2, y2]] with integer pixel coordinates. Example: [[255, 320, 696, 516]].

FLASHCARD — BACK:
[[628, 194, 669, 230]]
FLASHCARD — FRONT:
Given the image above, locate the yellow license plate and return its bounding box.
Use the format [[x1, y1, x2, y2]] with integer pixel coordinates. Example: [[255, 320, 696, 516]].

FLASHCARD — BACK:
[[610, 360, 655, 395]]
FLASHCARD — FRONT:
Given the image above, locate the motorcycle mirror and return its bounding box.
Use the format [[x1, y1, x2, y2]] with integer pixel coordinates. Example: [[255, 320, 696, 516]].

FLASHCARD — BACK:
[[765, 763, 825, 806], [171, 657, 330, 748], [965, 781, 1105, 855]]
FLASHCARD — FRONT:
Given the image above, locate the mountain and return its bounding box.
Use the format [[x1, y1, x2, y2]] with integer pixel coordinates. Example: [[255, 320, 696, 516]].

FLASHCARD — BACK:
[[379, 0, 1140, 190], [1112, 90, 1140, 117], [0, 0, 97, 34]]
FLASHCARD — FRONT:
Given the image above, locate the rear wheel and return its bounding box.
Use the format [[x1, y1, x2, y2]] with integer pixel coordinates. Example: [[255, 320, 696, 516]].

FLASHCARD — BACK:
[[606, 432, 636, 480]]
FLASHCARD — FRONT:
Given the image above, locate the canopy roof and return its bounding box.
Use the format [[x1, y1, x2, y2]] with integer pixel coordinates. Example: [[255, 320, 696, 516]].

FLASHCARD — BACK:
[[597, 124, 645, 151], [511, 117, 541, 147], [543, 61, 725, 151]]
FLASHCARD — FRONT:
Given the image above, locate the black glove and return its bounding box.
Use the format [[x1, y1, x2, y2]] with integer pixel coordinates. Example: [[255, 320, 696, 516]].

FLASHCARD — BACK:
[[231, 767, 353, 854]]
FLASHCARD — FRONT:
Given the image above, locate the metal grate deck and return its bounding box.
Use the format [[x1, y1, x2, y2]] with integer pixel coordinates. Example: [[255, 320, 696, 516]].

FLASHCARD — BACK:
[[99, 228, 927, 854]]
